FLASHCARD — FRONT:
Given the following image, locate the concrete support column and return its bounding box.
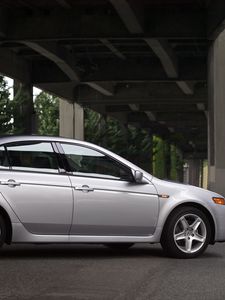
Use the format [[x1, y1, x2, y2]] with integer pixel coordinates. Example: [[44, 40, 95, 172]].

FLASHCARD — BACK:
[[208, 30, 225, 196], [14, 80, 36, 134], [59, 100, 84, 140], [186, 159, 201, 187]]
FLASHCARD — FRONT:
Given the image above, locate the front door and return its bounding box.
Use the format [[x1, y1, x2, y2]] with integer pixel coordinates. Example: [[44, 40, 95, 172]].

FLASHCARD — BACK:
[[60, 143, 159, 236]]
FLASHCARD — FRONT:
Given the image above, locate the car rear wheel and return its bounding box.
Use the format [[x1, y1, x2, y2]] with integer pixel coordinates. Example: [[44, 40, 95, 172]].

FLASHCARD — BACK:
[[161, 206, 211, 258], [0, 215, 6, 247], [104, 243, 134, 250]]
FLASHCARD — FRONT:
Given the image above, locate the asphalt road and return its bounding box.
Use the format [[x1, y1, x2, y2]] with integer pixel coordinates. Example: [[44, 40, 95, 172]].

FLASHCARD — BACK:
[[0, 242, 225, 300]]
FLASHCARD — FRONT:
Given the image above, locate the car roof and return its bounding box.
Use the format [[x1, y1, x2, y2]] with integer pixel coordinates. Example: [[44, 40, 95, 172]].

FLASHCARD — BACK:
[[0, 135, 87, 146]]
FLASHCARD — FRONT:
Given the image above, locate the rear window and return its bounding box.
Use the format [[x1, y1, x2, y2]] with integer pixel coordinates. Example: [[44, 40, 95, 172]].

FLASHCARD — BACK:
[[5, 141, 59, 174]]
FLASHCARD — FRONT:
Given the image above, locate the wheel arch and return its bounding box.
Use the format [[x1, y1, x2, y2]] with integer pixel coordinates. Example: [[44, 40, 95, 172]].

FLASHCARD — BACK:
[[161, 202, 215, 245], [0, 206, 12, 244]]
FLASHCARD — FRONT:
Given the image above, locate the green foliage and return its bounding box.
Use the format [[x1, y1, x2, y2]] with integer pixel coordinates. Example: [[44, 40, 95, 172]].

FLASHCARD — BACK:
[[0, 76, 13, 134], [84, 108, 153, 172], [12, 83, 31, 134], [170, 144, 183, 181], [153, 136, 183, 181], [153, 136, 168, 179], [34, 92, 59, 136]]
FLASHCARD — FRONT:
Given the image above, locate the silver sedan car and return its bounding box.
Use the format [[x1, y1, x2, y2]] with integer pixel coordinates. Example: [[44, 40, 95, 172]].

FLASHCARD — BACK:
[[0, 135, 224, 258]]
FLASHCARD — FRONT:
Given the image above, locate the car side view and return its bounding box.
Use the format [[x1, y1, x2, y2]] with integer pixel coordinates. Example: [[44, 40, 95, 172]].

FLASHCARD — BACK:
[[0, 135, 224, 258]]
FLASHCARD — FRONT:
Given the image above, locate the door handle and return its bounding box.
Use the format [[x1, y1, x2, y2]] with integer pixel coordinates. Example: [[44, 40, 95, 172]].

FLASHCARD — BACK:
[[0, 179, 21, 187], [75, 185, 94, 192]]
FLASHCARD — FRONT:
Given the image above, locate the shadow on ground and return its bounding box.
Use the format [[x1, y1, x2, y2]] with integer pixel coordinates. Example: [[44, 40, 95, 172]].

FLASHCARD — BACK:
[[0, 244, 222, 260]]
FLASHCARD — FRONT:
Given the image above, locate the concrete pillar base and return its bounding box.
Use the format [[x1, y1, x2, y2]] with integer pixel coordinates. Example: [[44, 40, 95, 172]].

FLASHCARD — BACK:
[[208, 167, 225, 196], [208, 30, 225, 197], [186, 159, 201, 187], [59, 100, 84, 140]]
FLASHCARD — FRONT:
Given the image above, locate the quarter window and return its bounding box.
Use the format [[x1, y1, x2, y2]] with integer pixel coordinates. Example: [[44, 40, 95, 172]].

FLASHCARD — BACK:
[[0, 146, 9, 169], [60, 143, 133, 181], [6, 142, 59, 173]]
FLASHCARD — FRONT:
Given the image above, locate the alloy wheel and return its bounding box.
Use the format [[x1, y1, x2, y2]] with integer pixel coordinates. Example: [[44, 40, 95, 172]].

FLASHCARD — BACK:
[[173, 213, 207, 254]]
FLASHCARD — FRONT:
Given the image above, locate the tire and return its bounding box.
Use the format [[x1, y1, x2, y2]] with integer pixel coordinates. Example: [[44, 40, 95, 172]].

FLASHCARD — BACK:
[[104, 243, 134, 250], [160, 206, 211, 258], [0, 215, 6, 247]]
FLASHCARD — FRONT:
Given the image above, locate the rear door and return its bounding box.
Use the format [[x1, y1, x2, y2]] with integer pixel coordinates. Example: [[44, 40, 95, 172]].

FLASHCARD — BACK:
[[0, 141, 73, 235]]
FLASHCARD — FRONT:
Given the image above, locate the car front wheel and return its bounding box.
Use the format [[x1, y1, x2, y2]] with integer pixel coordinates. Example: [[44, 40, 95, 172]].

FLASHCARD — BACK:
[[161, 206, 211, 258]]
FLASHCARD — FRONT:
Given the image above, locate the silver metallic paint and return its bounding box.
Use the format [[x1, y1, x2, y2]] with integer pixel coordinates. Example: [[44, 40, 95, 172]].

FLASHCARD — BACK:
[[69, 175, 159, 236], [0, 135, 223, 246]]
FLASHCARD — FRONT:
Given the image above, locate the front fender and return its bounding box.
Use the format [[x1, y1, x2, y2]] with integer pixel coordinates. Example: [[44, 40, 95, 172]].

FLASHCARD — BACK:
[[155, 194, 218, 241]]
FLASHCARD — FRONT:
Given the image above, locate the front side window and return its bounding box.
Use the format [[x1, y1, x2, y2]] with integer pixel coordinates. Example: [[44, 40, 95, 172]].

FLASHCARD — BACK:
[[61, 143, 133, 181], [6, 142, 59, 173]]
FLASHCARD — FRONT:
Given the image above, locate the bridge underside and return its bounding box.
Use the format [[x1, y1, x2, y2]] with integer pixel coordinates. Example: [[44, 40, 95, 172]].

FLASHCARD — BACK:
[[1, 0, 225, 189]]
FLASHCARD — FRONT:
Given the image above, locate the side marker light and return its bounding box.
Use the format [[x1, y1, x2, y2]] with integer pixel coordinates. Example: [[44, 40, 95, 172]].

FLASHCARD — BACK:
[[212, 197, 225, 205]]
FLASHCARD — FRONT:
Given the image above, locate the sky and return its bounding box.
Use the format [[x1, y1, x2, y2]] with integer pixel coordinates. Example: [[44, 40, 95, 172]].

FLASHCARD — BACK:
[[5, 77, 42, 100]]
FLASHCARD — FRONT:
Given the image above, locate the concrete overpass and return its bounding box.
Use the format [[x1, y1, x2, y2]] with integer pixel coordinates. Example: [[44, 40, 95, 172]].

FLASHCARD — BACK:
[[0, 0, 225, 194]]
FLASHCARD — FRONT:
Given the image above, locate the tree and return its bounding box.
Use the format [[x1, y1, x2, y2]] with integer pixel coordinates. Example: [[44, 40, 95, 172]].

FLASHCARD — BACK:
[[84, 108, 153, 172], [34, 92, 59, 136], [0, 76, 13, 134], [12, 82, 34, 134]]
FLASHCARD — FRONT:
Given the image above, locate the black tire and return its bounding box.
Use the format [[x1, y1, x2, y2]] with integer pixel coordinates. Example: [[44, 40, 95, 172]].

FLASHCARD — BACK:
[[0, 215, 6, 247], [160, 206, 211, 258], [104, 243, 134, 250]]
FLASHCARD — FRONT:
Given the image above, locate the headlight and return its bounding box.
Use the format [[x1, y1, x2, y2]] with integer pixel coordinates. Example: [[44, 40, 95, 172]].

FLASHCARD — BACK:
[[212, 197, 225, 205]]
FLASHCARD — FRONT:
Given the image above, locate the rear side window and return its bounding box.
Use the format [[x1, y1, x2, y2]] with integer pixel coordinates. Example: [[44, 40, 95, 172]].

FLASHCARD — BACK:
[[6, 142, 59, 174], [0, 146, 9, 169]]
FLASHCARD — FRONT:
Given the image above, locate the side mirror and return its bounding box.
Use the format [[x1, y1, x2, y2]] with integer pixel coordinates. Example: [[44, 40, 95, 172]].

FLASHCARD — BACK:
[[133, 170, 144, 183]]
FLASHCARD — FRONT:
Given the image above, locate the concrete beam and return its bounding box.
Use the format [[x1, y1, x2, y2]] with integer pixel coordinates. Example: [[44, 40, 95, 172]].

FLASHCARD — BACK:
[[99, 38, 126, 60], [79, 96, 205, 105], [106, 104, 204, 113], [23, 41, 80, 82], [83, 82, 114, 96], [109, 0, 194, 95], [129, 104, 139, 111], [207, 0, 225, 39], [145, 111, 156, 121], [78, 96, 206, 105], [84, 58, 206, 82], [145, 39, 194, 95], [32, 58, 206, 84], [0, 48, 30, 82], [77, 82, 207, 102], [36, 82, 79, 101], [5, 9, 205, 41], [129, 104, 156, 122], [176, 81, 194, 95], [109, 0, 142, 34], [56, 0, 71, 9], [0, 9, 7, 38], [144, 39, 178, 78], [7, 10, 128, 41], [24, 42, 113, 96]]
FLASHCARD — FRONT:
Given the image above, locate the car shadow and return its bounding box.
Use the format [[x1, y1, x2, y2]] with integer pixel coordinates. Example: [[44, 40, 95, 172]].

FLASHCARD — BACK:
[[0, 244, 167, 259], [0, 244, 222, 260]]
